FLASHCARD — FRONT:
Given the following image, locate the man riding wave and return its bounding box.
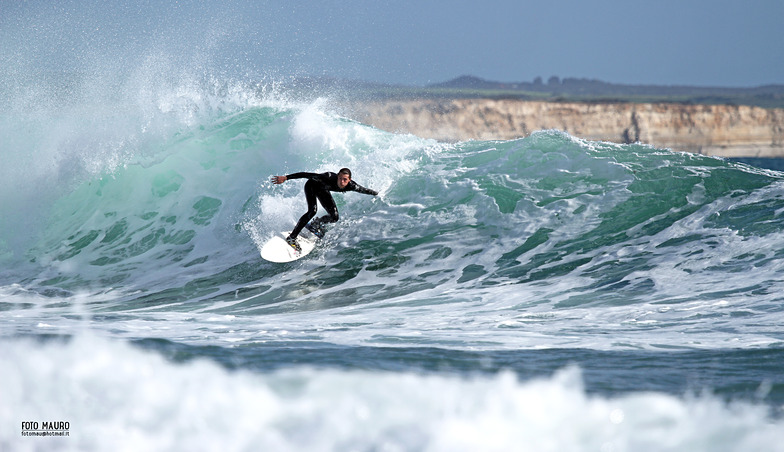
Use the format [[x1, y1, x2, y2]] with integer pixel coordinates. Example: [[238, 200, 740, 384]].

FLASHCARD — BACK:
[[271, 168, 378, 251]]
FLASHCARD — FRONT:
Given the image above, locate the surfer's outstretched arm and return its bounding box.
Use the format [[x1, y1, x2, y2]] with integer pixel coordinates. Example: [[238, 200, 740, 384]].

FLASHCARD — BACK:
[[272, 172, 321, 185]]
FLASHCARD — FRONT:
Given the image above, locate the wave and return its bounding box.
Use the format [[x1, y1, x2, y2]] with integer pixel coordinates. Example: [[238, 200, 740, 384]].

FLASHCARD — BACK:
[[2, 335, 782, 452], [3, 78, 784, 350], [5, 102, 784, 290], [0, 97, 432, 294]]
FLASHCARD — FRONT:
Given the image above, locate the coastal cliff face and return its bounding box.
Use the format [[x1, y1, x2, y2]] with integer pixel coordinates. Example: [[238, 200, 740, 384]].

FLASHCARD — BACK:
[[347, 99, 784, 157]]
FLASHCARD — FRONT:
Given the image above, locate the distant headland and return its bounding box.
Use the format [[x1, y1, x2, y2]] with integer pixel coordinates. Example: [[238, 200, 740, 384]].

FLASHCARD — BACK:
[[307, 75, 784, 158]]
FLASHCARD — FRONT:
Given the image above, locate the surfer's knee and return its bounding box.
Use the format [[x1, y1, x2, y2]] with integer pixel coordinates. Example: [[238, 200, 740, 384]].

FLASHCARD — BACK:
[[321, 211, 338, 223]]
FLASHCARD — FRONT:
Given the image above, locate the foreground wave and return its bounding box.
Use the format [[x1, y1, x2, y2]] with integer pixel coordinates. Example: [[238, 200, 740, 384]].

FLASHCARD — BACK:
[[3, 335, 783, 452]]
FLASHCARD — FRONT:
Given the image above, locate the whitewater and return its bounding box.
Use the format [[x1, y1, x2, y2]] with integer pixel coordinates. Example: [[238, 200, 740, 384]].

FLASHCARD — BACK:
[[3, 18, 784, 452]]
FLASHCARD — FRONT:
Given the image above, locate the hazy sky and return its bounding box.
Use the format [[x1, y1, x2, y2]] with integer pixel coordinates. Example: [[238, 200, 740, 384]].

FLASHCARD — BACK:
[[3, 0, 783, 87]]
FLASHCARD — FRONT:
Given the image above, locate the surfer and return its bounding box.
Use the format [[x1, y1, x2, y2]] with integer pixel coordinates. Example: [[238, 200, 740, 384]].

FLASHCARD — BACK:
[[271, 168, 378, 250]]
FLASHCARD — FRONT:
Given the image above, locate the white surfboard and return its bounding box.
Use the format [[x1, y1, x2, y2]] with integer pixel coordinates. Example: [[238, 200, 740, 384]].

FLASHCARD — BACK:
[[260, 231, 317, 263]]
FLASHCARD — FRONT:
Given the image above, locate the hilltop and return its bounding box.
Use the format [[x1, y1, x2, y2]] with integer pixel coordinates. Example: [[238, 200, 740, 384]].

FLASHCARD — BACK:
[[279, 75, 784, 110], [407, 75, 784, 109]]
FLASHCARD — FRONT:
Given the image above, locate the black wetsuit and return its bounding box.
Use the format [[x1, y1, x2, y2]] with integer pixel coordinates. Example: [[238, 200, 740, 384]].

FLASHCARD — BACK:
[[285, 172, 378, 240]]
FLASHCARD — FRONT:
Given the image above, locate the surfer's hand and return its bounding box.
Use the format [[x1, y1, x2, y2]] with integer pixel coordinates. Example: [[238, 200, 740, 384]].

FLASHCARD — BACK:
[[271, 175, 287, 185]]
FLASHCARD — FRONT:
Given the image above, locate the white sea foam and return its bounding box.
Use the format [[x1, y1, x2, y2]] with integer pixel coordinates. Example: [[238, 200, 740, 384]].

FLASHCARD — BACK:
[[2, 335, 782, 452]]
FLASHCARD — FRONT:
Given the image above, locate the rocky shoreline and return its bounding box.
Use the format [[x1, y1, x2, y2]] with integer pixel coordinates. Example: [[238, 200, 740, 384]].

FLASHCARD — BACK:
[[346, 99, 784, 157]]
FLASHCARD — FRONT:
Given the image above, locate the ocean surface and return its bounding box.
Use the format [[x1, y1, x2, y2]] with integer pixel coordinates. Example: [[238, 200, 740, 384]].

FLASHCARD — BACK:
[[3, 79, 784, 451], [2, 11, 784, 450]]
